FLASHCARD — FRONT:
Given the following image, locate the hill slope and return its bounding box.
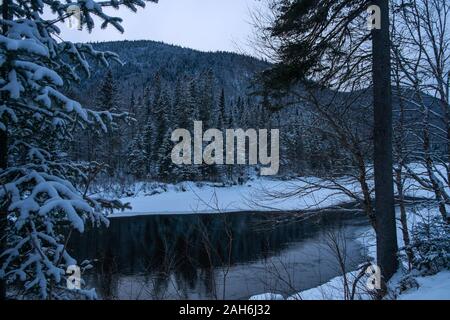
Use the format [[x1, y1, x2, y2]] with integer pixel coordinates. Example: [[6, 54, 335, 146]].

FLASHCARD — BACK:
[[72, 40, 270, 107]]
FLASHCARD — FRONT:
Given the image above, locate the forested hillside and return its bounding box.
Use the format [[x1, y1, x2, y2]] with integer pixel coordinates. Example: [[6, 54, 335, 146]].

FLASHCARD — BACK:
[[67, 40, 444, 186], [70, 40, 269, 105]]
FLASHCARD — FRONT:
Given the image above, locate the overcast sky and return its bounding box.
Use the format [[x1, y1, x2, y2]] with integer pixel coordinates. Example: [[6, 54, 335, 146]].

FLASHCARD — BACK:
[[60, 0, 264, 54]]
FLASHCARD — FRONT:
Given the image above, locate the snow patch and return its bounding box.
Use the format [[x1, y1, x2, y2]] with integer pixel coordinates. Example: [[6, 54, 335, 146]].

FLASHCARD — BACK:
[[397, 271, 450, 300]]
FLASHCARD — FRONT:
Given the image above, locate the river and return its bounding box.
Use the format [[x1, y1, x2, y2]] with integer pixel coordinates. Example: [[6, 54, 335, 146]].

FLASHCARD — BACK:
[[68, 211, 371, 300]]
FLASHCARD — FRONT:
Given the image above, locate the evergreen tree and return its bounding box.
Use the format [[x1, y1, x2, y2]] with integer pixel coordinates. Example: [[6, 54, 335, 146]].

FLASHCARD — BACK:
[[95, 70, 123, 175], [206, 88, 227, 181], [261, 0, 398, 283], [281, 123, 306, 175], [96, 70, 120, 112], [127, 134, 148, 179], [217, 89, 226, 129], [128, 92, 137, 139], [187, 80, 200, 126], [140, 78, 161, 174], [154, 90, 173, 178], [157, 130, 175, 182], [187, 80, 201, 180], [173, 78, 195, 129], [171, 78, 201, 180], [0, 0, 157, 300], [199, 69, 215, 127]]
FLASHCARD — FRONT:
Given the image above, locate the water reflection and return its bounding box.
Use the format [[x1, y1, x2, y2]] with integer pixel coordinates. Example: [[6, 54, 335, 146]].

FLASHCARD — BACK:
[[69, 211, 370, 300]]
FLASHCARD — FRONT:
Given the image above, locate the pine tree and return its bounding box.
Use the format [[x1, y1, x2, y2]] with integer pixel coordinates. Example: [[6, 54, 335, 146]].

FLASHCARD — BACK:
[[187, 80, 201, 180], [171, 78, 201, 181], [0, 0, 157, 300], [141, 79, 160, 175], [217, 89, 226, 129], [96, 70, 120, 112], [196, 71, 218, 180], [154, 90, 173, 178], [262, 0, 398, 284], [157, 130, 175, 182], [95, 70, 123, 175], [187, 79, 200, 127], [128, 92, 137, 139], [282, 123, 306, 175], [128, 134, 148, 179], [205, 88, 226, 181], [199, 69, 215, 127], [173, 77, 194, 129]]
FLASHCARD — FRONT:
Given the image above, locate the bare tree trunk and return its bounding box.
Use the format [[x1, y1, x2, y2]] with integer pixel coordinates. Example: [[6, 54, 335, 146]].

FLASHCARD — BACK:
[[372, 0, 398, 284], [0, 132, 6, 301], [423, 113, 448, 220], [446, 72, 450, 188], [357, 152, 376, 229], [393, 63, 414, 267], [0, 0, 10, 301], [394, 168, 414, 268]]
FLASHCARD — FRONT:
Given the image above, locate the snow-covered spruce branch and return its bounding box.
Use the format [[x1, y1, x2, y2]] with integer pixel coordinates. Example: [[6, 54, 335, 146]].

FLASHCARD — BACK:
[[0, 0, 156, 299]]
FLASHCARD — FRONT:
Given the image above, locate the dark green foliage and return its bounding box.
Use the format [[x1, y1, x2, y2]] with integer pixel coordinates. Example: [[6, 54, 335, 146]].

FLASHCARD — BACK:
[[260, 0, 370, 91], [409, 216, 450, 275]]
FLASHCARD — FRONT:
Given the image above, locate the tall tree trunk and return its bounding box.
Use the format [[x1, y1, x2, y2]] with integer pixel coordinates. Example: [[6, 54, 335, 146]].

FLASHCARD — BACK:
[[0, 0, 10, 301], [447, 73, 450, 192], [372, 0, 398, 284], [393, 69, 414, 267], [423, 113, 448, 221], [395, 167, 414, 268], [0, 131, 6, 301]]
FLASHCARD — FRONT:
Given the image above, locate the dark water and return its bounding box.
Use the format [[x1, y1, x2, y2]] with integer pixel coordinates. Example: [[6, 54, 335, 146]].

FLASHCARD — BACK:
[[69, 211, 371, 300]]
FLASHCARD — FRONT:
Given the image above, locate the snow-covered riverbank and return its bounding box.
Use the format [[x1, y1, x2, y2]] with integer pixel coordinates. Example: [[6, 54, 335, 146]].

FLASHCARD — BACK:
[[111, 178, 352, 217], [111, 171, 436, 217], [250, 206, 450, 300], [108, 169, 449, 300]]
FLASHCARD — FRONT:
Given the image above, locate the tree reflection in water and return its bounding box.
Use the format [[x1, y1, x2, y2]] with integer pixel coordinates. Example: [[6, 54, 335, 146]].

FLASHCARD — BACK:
[[69, 211, 369, 300]]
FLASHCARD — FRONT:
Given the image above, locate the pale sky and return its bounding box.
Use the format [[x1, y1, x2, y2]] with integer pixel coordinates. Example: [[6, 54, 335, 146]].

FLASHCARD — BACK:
[[60, 0, 264, 54]]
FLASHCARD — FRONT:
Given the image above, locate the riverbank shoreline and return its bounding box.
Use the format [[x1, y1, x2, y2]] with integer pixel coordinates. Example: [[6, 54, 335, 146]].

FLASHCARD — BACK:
[[109, 177, 435, 218]]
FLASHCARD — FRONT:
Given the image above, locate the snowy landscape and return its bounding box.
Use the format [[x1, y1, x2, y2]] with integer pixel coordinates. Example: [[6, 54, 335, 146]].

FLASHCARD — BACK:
[[1, 0, 450, 303], [105, 168, 448, 300]]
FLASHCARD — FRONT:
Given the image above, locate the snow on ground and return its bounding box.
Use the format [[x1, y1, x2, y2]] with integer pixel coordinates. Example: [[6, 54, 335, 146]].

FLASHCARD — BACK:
[[248, 267, 374, 300], [110, 163, 447, 217], [249, 293, 284, 301], [396, 271, 450, 300], [249, 206, 450, 300], [286, 270, 372, 300], [111, 178, 353, 217], [291, 206, 450, 300], [250, 267, 450, 300], [111, 167, 437, 217], [248, 224, 376, 301], [109, 165, 449, 300]]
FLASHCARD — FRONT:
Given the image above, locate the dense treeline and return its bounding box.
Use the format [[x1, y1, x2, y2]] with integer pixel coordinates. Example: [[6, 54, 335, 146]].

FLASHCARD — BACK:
[[67, 41, 356, 184], [66, 40, 446, 187]]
